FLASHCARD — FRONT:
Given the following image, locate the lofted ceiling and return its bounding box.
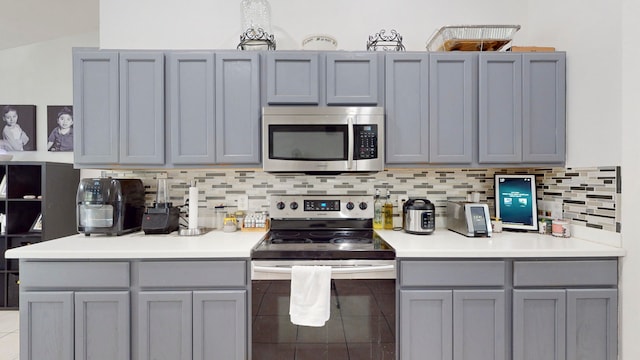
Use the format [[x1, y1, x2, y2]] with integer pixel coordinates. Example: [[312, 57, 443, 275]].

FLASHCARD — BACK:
[[0, 0, 99, 50]]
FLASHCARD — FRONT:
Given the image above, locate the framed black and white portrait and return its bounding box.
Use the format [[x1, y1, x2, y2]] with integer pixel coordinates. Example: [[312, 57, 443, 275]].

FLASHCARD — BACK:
[[47, 105, 74, 152], [0, 105, 36, 151]]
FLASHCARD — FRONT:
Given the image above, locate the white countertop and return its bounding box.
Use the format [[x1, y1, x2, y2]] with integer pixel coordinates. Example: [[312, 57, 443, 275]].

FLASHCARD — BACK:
[[5, 228, 625, 260], [377, 229, 626, 258], [4, 230, 267, 259]]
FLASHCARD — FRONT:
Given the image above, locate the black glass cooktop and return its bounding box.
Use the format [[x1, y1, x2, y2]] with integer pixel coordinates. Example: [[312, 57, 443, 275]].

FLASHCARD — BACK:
[[251, 229, 395, 260]]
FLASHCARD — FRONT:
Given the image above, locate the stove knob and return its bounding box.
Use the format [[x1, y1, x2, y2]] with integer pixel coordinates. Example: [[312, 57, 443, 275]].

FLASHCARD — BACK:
[[359, 202, 368, 210], [290, 201, 299, 210], [276, 201, 285, 210], [346, 201, 355, 210]]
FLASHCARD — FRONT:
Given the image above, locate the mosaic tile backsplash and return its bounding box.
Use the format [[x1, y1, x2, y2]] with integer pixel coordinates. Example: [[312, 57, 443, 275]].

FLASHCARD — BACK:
[[103, 166, 621, 233]]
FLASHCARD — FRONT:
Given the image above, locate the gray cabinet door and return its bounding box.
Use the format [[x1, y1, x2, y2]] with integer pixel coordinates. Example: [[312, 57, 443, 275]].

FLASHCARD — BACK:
[[326, 52, 380, 105], [74, 291, 129, 360], [453, 290, 506, 360], [265, 52, 319, 104], [513, 289, 566, 360], [215, 52, 261, 164], [73, 50, 119, 164], [137, 291, 193, 360], [522, 53, 566, 163], [20, 291, 74, 360], [167, 52, 216, 164], [399, 290, 453, 360], [566, 289, 618, 360], [478, 53, 523, 163], [193, 290, 247, 360], [384, 53, 430, 164], [429, 53, 475, 163], [119, 51, 165, 165]]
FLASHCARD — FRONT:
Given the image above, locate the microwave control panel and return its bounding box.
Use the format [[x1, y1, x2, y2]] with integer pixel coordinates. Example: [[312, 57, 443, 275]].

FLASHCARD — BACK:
[[354, 125, 378, 160]]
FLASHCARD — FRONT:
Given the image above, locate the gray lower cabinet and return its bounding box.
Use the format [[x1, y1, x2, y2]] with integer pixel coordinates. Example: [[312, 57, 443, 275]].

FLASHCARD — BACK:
[[512, 260, 618, 360], [398, 260, 507, 360], [19, 261, 131, 360], [18, 259, 249, 360], [137, 290, 246, 360], [265, 51, 381, 106], [479, 52, 566, 164], [135, 260, 249, 360], [73, 49, 165, 166]]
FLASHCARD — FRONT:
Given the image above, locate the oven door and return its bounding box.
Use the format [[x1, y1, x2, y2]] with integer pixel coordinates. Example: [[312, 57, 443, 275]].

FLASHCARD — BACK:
[[252, 259, 396, 280]]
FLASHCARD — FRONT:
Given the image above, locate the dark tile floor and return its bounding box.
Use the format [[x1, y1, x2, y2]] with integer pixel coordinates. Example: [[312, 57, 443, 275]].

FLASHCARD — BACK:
[[252, 279, 396, 360]]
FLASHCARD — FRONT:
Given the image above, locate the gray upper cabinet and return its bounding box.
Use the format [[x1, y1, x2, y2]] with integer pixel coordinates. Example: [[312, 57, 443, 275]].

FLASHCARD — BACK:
[[384, 53, 430, 164], [265, 51, 381, 106], [215, 52, 261, 164], [265, 52, 320, 104], [73, 50, 119, 165], [166, 52, 216, 165], [73, 50, 165, 166], [119, 52, 165, 165], [385, 53, 475, 165], [522, 53, 566, 163], [479, 52, 566, 164], [429, 53, 476, 164], [478, 53, 523, 163], [167, 51, 260, 165], [326, 52, 381, 105]]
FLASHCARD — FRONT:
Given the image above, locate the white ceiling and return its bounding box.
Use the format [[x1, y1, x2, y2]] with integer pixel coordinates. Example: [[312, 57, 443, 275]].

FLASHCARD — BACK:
[[0, 0, 99, 50]]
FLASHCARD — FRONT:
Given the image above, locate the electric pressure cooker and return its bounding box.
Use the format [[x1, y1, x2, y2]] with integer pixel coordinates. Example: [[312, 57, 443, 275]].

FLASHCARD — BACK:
[[402, 198, 436, 235]]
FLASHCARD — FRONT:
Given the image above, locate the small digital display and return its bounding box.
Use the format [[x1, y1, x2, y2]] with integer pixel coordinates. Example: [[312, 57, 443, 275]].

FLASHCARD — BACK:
[[495, 174, 538, 231], [470, 206, 487, 231], [304, 200, 340, 211]]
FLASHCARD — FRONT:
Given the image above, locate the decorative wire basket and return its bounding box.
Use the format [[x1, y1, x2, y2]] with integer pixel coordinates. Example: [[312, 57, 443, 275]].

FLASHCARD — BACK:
[[426, 25, 521, 52], [237, 27, 276, 51], [367, 29, 405, 51]]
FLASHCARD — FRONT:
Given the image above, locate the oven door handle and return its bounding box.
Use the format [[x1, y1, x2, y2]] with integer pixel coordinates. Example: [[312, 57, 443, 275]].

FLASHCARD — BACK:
[[252, 264, 395, 274]]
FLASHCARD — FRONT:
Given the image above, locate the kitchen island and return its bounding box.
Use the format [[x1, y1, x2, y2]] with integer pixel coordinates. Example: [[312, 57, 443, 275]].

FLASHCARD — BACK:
[[5, 229, 625, 360]]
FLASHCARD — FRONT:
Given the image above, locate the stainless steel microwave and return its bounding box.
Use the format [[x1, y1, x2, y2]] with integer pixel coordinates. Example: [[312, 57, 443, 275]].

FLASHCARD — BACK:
[[262, 106, 385, 173]]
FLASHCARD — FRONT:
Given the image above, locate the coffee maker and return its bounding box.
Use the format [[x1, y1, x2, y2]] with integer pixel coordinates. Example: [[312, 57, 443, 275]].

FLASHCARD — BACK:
[[142, 178, 180, 234], [77, 178, 145, 236]]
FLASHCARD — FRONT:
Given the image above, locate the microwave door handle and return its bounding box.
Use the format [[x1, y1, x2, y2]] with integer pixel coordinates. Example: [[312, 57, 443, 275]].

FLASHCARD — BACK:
[[347, 116, 354, 170]]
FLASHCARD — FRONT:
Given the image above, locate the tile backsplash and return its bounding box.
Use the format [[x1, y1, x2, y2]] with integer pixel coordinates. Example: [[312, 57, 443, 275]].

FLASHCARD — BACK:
[[103, 166, 621, 233]]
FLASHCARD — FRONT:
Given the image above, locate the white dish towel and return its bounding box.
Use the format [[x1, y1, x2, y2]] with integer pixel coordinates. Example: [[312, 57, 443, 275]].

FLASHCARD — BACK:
[[289, 265, 332, 327]]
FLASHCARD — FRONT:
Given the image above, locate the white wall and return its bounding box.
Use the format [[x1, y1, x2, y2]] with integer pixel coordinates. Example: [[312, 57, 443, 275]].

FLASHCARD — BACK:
[[621, 0, 640, 357], [0, 32, 99, 163], [100, 0, 623, 168]]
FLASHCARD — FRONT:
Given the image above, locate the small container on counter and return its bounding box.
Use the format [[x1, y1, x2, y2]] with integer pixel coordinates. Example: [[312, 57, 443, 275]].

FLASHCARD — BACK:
[[552, 219, 571, 237], [538, 217, 553, 235], [214, 205, 226, 229], [491, 217, 502, 233], [241, 212, 270, 232]]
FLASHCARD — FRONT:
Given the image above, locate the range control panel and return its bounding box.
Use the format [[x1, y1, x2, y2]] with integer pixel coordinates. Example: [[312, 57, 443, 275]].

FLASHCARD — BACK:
[[269, 194, 373, 219]]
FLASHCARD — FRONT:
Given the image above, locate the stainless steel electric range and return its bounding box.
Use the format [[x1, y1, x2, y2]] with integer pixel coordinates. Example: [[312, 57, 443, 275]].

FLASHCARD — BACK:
[[251, 194, 396, 279]]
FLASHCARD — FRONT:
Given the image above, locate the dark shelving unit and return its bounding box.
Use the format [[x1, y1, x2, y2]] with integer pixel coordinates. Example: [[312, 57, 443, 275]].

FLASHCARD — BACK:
[[0, 162, 79, 309]]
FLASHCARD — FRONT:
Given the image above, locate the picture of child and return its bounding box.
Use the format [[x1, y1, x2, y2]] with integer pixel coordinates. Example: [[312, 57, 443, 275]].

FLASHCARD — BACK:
[[1, 105, 34, 151], [47, 106, 73, 151]]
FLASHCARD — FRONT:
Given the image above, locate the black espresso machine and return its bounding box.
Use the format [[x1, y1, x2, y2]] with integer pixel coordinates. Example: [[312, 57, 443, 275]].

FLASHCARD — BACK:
[[77, 178, 146, 236]]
